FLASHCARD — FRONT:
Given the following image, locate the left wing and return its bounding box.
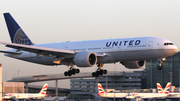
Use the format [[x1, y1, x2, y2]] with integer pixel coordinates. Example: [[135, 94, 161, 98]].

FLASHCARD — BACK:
[[0, 41, 75, 57]]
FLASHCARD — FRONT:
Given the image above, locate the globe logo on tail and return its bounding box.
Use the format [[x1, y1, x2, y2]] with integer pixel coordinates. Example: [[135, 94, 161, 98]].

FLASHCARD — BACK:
[[13, 28, 33, 45]]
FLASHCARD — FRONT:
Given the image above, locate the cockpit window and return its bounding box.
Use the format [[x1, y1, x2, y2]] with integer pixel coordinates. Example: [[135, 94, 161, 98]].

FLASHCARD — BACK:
[[164, 43, 173, 46]]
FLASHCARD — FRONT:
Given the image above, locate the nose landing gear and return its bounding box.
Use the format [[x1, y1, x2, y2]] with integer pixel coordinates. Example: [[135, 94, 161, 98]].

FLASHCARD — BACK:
[[157, 58, 166, 70]]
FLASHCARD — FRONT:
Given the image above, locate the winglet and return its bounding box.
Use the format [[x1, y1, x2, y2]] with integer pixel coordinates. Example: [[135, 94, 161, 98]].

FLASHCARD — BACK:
[[3, 13, 33, 45], [39, 84, 48, 95]]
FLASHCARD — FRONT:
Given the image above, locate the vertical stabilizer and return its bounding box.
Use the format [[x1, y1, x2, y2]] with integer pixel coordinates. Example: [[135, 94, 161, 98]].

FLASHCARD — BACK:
[[163, 82, 171, 94], [156, 83, 163, 93], [97, 83, 106, 96], [3, 13, 33, 45], [39, 84, 48, 95]]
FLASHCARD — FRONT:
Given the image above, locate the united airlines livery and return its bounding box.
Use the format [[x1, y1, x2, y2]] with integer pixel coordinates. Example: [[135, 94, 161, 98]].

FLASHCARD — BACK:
[[0, 13, 178, 77]]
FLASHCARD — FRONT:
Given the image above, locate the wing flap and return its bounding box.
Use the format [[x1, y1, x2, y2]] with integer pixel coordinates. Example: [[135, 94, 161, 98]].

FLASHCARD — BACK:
[[0, 41, 75, 56], [0, 50, 21, 54]]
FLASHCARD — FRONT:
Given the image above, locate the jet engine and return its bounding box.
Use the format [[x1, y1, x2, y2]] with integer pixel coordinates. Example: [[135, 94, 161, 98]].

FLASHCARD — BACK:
[[120, 60, 146, 69], [73, 52, 97, 67]]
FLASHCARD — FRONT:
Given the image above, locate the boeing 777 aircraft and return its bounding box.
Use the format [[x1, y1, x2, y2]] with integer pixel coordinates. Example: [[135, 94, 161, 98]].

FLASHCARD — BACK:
[[0, 13, 178, 77], [3, 84, 48, 100]]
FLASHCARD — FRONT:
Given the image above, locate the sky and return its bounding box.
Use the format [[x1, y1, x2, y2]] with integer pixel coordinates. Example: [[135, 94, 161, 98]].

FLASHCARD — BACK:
[[0, 0, 180, 89]]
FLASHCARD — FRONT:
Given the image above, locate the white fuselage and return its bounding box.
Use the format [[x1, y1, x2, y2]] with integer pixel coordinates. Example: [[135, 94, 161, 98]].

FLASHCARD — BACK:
[[3, 93, 46, 100], [167, 93, 180, 99], [132, 93, 169, 99], [99, 92, 168, 99], [5, 37, 177, 66], [99, 92, 128, 99]]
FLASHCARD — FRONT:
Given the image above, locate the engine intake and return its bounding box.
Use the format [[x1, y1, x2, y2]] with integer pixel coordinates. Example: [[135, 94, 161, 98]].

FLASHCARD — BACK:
[[121, 60, 146, 69], [73, 52, 97, 67]]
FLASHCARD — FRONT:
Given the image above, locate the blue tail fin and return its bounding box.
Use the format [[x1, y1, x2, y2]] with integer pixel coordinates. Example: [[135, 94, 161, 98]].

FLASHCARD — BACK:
[[3, 13, 33, 45]]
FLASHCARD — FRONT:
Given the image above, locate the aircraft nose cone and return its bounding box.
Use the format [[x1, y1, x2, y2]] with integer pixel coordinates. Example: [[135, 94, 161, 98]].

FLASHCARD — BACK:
[[173, 45, 178, 53]]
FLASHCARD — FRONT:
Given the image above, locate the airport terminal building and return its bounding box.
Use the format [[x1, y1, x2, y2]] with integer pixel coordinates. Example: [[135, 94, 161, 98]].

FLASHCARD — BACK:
[[70, 71, 146, 98], [70, 51, 180, 98], [146, 51, 180, 89]]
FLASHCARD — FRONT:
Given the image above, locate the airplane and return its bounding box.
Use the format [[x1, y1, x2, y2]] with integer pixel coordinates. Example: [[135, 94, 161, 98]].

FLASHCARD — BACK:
[[157, 82, 171, 94], [2, 83, 48, 100], [157, 82, 180, 99], [97, 83, 169, 100], [0, 13, 178, 77], [131, 92, 168, 100], [97, 83, 130, 99]]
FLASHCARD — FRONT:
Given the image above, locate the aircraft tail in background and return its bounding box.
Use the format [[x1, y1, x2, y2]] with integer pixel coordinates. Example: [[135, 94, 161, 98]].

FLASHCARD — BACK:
[[156, 82, 171, 94], [3, 13, 33, 45], [97, 83, 106, 96], [156, 83, 164, 93], [39, 83, 48, 95], [163, 82, 171, 94]]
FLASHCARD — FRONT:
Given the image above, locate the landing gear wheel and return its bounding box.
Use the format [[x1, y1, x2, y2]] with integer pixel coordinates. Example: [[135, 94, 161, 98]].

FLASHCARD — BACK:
[[76, 69, 80, 73], [103, 70, 107, 74], [157, 66, 163, 70], [68, 72, 72, 76], [72, 69, 76, 75], [64, 66, 80, 76], [64, 71, 68, 76], [95, 71, 100, 77], [99, 70, 104, 75], [92, 72, 96, 77], [92, 63, 108, 77]]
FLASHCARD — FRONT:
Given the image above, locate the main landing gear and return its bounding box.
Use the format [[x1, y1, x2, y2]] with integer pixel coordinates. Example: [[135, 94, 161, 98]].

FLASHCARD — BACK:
[[92, 63, 107, 77], [64, 66, 80, 76], [157, 58, 166, 70]]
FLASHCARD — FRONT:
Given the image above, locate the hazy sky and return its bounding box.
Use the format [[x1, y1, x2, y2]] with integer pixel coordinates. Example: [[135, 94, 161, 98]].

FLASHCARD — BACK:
[[0, 0, 180, 88]]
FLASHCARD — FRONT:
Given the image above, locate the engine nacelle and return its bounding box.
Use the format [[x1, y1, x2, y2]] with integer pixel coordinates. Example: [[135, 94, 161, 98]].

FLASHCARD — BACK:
[[120, 60, 146, 69], [73, 52, 97, 67]]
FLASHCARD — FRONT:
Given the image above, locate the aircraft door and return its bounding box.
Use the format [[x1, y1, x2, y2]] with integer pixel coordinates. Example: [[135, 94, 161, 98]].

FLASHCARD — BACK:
[[148, 41, 153, 49]]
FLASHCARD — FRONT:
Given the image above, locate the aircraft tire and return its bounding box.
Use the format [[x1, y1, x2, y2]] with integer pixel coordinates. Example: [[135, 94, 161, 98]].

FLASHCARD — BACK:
[[72, 69, 76, 75], [157, 66, 163, 70], [99, 70, 104, 75], [76, 69, 80, 73], [95, 71, 99, 77], [68, 71, 72, 76], [103, 70, 107, 74], [92, 72, 96, 77], [64, 71, 68, 76]]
